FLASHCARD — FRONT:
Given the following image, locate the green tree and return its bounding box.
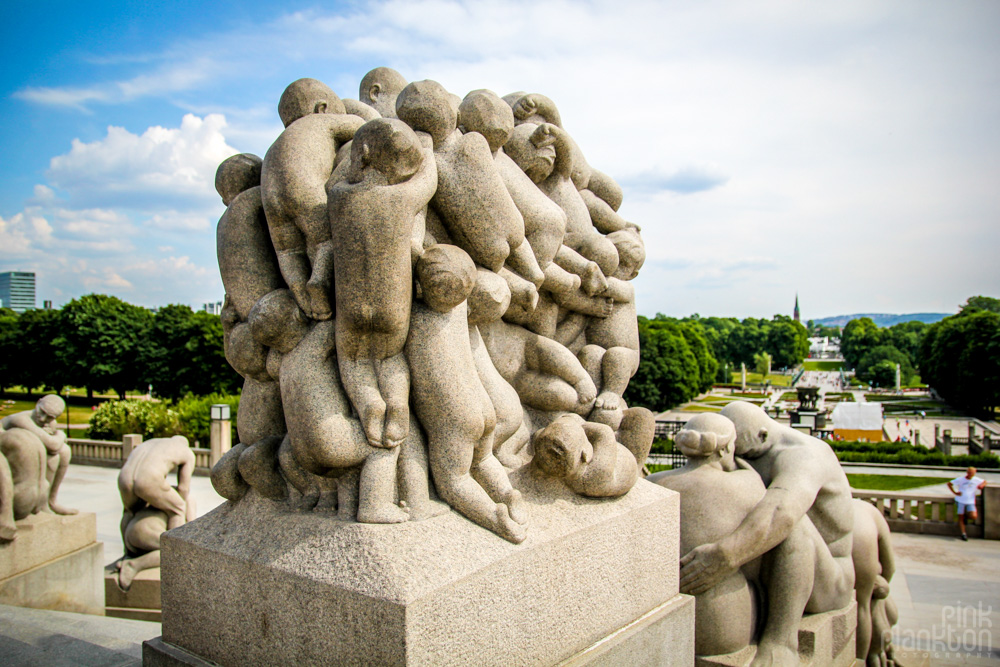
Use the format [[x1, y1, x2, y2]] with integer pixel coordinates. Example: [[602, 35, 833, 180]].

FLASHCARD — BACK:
[[840, 317, 882, 368], [919, 308, 1000, 416], [11, 308, 63, 394], [0, 307, 19, 391], [676, 321, 718, 393], [56, 294, 153, 399], [961, 295, 1000, 314], [140, 306, 241, 400], [856, 345, 914, 386], [765, 317, 809, 369], [624, 317, 702, 411], [882, 321, 926, 364]]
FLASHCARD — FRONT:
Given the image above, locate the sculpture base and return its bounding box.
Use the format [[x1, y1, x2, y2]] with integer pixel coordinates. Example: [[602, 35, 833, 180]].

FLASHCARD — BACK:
[[696, 601, 857, 667], [105, 566, 162, 622], [0, 512, 104, 615], [145, 474, 694, 666]]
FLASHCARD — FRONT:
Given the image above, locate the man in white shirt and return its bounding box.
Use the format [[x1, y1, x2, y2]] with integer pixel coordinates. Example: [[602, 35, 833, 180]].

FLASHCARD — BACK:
[[948, 467, 987, 541]]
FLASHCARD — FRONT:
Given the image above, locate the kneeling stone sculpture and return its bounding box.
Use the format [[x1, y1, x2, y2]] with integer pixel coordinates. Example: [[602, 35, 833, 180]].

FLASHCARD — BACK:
[[146, 68, 692, 666]]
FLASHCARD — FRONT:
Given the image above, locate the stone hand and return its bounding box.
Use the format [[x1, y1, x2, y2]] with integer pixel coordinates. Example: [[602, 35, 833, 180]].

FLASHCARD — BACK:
[[679, 542, 736, 596], [512, 94, 538, 120], [530, 123, 557, 148]]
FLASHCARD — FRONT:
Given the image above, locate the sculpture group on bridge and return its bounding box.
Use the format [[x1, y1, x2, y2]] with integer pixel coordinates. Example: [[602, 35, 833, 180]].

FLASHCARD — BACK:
[[0, 395, 77, 542], [650, 403, 898, 666], [211, 67, 652, 544]]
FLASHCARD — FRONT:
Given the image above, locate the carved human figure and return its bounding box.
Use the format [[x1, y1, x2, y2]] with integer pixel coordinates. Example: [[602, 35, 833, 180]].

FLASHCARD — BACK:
[[466, 268, 530, 467], [478, 315, 597, 416], [406, 245, 528, 543], [679, 402, 856, 664], [459, 91, 580, 308], [507, 92, 625, 213], [650, 413, 845, 664], [504, 122, 619, 280], [116, 435, 196, 589], [0, 395, 76, 534], [566, 230, 645, 427], [0, 425, 46, 541], [395, 80, 545, 293], [216, 153, 283, 322], [359, 66, 409, 119], [852, 498, 898, 664], [532, 412, 650, 498], [261, 78, 366, 321], [327, 118, 436, 451]]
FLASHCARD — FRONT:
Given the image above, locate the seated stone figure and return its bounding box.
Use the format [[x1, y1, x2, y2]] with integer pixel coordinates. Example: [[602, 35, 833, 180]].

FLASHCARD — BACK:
[[852, 497, 899, 664], [532, 412, 651, 498], [395, 80, 545, 291], [407, 245, 528, 543], [0, 395, 76, 540], [328, 117, 436, 451], [115, 435, 197, 590], [261, 78, 366, 321], [678, 402, 856, 665]]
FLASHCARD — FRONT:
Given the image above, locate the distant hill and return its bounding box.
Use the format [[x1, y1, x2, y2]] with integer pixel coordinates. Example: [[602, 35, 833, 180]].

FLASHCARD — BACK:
[[812, 313, 952, 328]]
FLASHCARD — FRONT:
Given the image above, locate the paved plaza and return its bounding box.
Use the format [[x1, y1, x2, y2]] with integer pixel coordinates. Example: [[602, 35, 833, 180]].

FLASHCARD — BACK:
[[1, 464, 999, 665]]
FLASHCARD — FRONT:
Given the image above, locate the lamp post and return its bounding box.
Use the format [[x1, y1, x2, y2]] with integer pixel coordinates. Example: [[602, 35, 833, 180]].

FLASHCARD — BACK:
[[209, 404, 232, 467]]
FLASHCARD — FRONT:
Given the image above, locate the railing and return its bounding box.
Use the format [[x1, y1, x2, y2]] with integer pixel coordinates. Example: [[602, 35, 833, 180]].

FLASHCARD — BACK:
[[852, 491, 983, 538], [68, 434, 218, 474], [653, 420, 685, 440], [68, 438, 124, 464]]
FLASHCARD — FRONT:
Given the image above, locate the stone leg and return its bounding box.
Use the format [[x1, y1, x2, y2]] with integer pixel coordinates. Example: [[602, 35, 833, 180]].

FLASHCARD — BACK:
[[0, 454, 16, 541]]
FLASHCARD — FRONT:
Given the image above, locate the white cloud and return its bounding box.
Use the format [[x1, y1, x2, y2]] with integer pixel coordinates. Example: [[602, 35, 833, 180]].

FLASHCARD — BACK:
[[145, 211, 212, 232], [47, 114, 238, 208]]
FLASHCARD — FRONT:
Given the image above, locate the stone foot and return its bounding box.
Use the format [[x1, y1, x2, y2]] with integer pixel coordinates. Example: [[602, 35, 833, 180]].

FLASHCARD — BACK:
[[750, 640, 798, 667], [357, 502, 409, 524], [49, 501, 78, 516]]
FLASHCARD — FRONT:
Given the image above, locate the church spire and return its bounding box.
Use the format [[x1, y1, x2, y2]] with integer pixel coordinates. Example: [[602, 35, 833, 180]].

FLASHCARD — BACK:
[[794, 293, 800, 323]]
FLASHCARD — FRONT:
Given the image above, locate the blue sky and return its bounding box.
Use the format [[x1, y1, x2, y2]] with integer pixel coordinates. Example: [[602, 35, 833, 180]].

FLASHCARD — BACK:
[[1, 0, 998, 319]]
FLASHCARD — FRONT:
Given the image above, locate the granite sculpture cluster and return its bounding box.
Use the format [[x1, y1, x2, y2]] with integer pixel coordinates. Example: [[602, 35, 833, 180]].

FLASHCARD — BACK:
[[211, 67, 653, 544]]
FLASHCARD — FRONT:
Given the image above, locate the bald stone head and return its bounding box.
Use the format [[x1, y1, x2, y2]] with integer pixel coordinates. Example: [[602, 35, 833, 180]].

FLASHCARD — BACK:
[[248, 289, 310, 352], [34, 395, 65, 426], [349, 118, 424, 185], [459, 90, 515, 154], [278, 78, 346, 128], [215, 153, 263, 206], [359, 67, 409, 119], [416, 244, 476, 313], [467, 268, 511, 325], [719, 401, 776, 459], [395, 79, 458, 147]]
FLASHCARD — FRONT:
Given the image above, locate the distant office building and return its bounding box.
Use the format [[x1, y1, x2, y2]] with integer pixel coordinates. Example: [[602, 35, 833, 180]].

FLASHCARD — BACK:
[[203, 301, 223, 315], [0, 272, 36, 313]]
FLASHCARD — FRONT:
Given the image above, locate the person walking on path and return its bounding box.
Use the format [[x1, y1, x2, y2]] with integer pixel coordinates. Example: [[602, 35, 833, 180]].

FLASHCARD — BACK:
[[947, 467, 987, 541]]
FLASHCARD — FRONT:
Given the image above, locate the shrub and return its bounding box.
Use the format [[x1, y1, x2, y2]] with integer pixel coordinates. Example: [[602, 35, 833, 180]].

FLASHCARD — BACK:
[[173, 393, 240, 443], [829, 440, 999, 468], [88, 399, 180, 440]]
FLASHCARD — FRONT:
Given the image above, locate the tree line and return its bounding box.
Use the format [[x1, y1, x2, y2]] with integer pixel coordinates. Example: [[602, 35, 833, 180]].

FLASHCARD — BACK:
[[0, 295, 240, 400], [624, 314, 810, 411], [837, 296, 999, 417]]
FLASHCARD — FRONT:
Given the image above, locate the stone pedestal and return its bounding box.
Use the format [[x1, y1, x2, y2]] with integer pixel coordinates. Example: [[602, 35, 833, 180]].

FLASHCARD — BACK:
[[106, 567, 161, 621], [144, 475, 694, 666], [0, 512, 104, 615], [696, 601, 857, 667]]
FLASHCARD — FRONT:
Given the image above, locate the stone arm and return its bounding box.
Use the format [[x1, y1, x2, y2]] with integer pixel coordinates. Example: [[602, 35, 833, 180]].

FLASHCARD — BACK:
[[580, 189, 628, 234], [403, 143, 438, 209], [328, 114, 367, 145], [551, 289, 613, 318], [680, 452, 821, 595], [601, 277, 633, 304], [175, 450, 196, 503], [531, 335, 597, 403], [5, 413, 66, 454], [532, 124, 574, 180], [554, 311, 589, 348], [512, 94, 562, 128]]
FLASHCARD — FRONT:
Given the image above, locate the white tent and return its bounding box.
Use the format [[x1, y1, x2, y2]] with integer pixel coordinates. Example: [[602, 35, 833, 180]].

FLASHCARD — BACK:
[[830, 403, 883, 431]]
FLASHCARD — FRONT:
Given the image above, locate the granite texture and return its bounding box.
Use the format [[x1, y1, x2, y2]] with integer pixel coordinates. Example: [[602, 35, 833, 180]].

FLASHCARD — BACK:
[[155, 476, 683, 666], [211, 71, 651, 544], [0, 511, 97, 579], [0, 541, 104, 615]]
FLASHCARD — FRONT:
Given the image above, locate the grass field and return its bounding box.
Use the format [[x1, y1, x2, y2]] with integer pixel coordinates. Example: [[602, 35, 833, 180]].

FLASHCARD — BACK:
[[846, 474, 951, 491], [729, 372, 793, 387], [803, 360, 844, 371]]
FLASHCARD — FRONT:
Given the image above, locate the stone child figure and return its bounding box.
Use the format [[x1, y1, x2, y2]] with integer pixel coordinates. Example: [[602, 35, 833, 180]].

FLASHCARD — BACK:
[[116, 435, 196, 590], [327, 117, 436, 450], [406, 245, 528, 543], [681, 401, 856, 664], [262, 78, 366, 321], [0, 395, 76, 540], [531, 413, 650, 498]]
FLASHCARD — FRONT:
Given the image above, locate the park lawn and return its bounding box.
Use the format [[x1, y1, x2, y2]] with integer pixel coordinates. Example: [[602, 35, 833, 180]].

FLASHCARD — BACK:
[[803, 360, 844, 371], [846, 474, 951, 491], [681, 404, 722, 412], [646, 464, 673, 474], [729, 372, 792, 387]]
